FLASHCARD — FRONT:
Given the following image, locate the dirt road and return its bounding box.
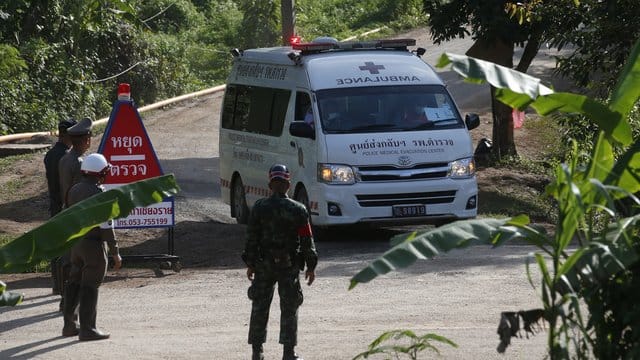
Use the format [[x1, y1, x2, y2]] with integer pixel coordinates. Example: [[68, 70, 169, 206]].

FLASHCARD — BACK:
[[0, 29, 565, 359]]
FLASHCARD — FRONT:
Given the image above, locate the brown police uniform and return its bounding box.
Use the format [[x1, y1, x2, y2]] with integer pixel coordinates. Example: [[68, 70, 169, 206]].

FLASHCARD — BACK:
[[56, 117, 92, 308], [66, 177, 118, 287], [44, 119, 76, 295], [59, 117, 93, 207], [58, 147, 84, 207], [61, 174, 118, 340]]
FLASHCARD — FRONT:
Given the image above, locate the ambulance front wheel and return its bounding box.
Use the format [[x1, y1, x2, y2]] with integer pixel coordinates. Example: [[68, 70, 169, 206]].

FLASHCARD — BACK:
[[294, 186, 327, 241], [232, 176, 249, 224], [295, 186, 310, 212]]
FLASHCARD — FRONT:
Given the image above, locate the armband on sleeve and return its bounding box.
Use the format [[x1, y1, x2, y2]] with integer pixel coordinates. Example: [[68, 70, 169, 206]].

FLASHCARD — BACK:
[[297, 222, 313, 237]]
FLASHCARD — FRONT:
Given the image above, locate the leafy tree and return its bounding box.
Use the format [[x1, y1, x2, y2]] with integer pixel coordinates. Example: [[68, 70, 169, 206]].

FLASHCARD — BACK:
[[238, 0, 280, 48], [548, 0, 640, 94], [350, 38, 640, 358], [421, 0, 639, 159], [423, 0, 548, 158]]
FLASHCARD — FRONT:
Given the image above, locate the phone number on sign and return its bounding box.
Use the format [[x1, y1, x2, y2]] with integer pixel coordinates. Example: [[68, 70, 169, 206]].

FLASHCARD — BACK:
[[115, 218, 169, 226]]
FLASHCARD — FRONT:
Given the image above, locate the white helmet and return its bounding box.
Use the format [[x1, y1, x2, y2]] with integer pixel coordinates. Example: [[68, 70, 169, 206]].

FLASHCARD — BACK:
[[81, 153, 111, 176]]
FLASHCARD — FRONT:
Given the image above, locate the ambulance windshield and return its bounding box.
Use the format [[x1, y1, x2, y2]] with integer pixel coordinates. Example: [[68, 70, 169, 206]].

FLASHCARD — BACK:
[[316, 85, 463, 134]]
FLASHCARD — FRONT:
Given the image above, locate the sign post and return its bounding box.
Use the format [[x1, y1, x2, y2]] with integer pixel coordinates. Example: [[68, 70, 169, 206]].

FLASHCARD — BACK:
[[97, 83, 180, 271]]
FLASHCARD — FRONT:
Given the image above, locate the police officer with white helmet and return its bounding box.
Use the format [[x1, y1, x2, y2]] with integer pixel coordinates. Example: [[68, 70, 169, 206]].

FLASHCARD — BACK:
[[62, 153, 122, 341]]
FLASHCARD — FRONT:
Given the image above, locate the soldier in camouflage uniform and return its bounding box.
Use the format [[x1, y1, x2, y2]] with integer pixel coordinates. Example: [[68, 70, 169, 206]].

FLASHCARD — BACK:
[[242, 164, 318, 360]]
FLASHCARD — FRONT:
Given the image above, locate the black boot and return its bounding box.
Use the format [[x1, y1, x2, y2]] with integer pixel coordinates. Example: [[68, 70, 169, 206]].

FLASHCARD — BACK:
[[78, 286, 110, 341], [61, 282, 80, 336], [252, 344, 264, 360], [283, 344, 302, 360]]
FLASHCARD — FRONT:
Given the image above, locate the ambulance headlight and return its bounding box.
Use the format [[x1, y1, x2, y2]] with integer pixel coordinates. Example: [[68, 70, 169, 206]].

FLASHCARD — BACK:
[[318, 164, 356, 184], [449, 157, 476, 178]]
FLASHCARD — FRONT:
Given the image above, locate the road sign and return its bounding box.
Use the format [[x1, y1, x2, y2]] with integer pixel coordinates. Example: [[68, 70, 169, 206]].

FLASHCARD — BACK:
[[98, 93, 174, 228]]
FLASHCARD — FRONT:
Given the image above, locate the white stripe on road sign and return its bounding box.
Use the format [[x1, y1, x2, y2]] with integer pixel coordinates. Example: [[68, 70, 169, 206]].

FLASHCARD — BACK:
[[110, 155, 146, 161]]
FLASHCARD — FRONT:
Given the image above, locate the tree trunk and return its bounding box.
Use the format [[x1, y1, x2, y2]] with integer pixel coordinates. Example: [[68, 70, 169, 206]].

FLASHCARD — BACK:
[[491, 86, 517, 158], [515, 28, 542, 73], [280, 0, 295, 46], [466, 38, 517, 159]]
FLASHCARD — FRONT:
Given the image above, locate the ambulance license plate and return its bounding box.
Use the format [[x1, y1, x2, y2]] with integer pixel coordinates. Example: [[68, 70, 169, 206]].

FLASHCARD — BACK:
[[392, 205, 426, 217]]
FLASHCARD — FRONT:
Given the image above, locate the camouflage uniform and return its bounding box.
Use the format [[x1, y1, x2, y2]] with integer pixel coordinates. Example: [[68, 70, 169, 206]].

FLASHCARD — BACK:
[[242, 192, 318, 347]]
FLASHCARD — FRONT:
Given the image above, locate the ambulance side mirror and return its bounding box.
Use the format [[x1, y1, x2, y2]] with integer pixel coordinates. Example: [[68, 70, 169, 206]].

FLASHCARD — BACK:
[[465, 113, 480, 130], [289, 121, 315, 140]]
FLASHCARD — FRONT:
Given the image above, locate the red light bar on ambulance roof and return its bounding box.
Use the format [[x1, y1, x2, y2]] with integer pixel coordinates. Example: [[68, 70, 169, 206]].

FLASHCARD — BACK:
[[376, 38, 416, 47], [292, 38, 416, 54], [289, 35, 302, 45], [292, 42, 336, 52]]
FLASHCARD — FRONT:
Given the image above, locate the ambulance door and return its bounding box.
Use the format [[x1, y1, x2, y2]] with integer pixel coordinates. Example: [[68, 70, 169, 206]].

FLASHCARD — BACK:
[[286, 91, 319, 216]]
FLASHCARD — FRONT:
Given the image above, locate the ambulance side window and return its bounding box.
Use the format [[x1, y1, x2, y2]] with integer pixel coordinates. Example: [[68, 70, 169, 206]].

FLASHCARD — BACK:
[[221, 84, 289, 136], [221, 85, 237, 129], [295, 92, 312, 123]]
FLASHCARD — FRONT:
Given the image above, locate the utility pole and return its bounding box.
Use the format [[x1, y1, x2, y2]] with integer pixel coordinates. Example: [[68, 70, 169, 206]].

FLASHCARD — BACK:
[[280, 0, 295, 45]]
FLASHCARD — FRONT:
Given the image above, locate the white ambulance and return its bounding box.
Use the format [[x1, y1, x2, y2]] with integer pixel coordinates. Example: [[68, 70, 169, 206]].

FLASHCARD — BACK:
[[219, 38, 480, 228]]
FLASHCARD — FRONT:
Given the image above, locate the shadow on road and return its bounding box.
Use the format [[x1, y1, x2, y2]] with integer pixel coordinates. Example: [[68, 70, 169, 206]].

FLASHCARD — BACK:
[[0, 336, 77, 359]]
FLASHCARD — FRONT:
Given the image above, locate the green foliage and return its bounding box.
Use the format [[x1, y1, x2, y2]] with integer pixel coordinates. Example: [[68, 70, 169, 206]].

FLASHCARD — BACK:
[[0, 0, 424, 135], [137, 0, 205, 34], [296, 0, 424, 41], [353, 329, 457, 360], [424, 0, 532, 45], [0, 174, 180, 273], [0, 44, 26, 76], [238, 0, 280, 48], [548, 0, 640, 94], [351, 42, 640, 358], [586, 262, 640, 358]]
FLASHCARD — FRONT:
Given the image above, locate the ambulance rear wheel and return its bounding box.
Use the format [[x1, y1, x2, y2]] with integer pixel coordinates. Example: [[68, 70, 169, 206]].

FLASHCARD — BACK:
[[232, 177, 249, 224]]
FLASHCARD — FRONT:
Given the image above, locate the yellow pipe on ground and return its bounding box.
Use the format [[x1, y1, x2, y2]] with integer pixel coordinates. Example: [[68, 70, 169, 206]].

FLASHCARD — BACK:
[[0, 84, 227, 144]]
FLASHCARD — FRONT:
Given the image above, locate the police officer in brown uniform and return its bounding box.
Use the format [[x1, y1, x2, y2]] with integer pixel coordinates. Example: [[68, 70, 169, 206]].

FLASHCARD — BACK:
[[56, 117, 93, 308], [59, 117, 93, 207], [62, 153, 122, 341], [43, 118, 77, 295]]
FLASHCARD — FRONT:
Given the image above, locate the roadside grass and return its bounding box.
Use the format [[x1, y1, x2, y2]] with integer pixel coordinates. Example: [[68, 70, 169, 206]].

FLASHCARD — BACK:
[[521, 115, 566, 164], [0, 153, 37, 201], [477, 115, 562, 225], [0, 153, 34, 171]]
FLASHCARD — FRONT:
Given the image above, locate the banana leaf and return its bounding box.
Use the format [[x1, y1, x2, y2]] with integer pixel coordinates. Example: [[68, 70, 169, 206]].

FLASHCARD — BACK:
[[609, 38, 640, 119], [0, 174, 180, 273], [0, 280, 23, 306]]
